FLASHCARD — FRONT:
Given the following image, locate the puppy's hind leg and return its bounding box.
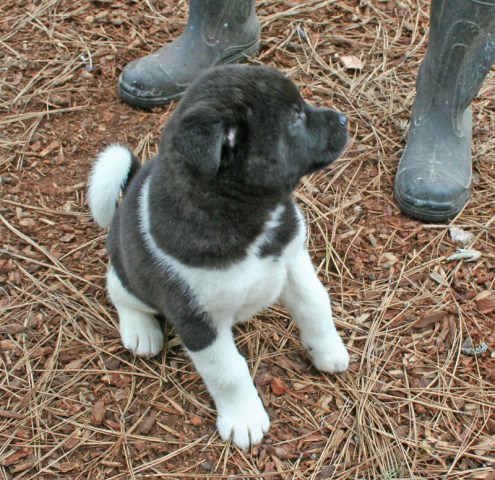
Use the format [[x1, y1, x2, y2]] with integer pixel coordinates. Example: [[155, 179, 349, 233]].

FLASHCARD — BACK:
[[106, 267, 164, 357], [280, 249, 349, 373]]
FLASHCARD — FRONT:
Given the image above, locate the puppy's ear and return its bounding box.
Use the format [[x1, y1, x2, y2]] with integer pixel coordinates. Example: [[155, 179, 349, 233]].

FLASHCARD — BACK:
[[173, 106, 227, 178]]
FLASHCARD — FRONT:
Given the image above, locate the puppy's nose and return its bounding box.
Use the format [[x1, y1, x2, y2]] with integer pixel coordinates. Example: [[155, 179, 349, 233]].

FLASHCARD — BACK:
[[338, 113, 348, 127]]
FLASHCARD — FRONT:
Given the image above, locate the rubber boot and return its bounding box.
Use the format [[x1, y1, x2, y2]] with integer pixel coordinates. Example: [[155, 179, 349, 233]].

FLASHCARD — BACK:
[[394, 0, 495, 222], [118, 0, 260, 108]]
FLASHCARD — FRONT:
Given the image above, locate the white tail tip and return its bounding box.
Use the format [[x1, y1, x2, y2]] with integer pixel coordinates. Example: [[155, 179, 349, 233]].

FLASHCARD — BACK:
[[88, 144, 134, 227]]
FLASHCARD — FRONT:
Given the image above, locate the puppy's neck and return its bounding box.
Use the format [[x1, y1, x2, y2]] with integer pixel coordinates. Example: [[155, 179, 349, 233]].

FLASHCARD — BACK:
[[146, 169, 296, 268]]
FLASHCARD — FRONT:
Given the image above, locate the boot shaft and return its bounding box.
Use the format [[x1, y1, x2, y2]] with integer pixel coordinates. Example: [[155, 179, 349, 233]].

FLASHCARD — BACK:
[[414, 0, 495, 130], [187, 0, 258, 47]]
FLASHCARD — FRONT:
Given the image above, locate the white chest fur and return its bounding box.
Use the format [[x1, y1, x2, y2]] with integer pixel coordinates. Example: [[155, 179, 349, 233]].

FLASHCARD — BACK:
[[138, 178, 305, 326]]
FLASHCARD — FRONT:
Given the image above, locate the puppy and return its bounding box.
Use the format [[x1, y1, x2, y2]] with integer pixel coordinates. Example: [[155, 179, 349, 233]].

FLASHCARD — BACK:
[[88, 64, 349, 449]]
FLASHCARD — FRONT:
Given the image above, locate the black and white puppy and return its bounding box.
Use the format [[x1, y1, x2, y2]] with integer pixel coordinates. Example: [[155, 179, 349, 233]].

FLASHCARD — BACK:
[[88, 65, 349, 449]]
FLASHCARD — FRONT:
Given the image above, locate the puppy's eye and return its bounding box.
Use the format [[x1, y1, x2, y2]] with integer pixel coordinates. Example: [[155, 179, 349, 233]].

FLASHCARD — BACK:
[[226, 127, 236, 148], [290, 109, 306, 129]]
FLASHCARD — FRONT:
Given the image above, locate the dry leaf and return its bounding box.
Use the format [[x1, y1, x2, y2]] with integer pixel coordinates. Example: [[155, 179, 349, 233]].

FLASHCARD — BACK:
[[475, 291, 495, 314], [340, 55, 364, 70], [430, 271, 447, 286], [414, 311, 446, 329], [380, 252, 399, 267], [446, 249, 481, 262], [449, 226, 474, 246]]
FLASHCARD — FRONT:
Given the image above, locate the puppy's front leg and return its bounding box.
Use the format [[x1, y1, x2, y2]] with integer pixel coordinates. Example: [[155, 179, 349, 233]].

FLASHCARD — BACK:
[[187, 326, 269, 450], [280, 249, 349, 373]]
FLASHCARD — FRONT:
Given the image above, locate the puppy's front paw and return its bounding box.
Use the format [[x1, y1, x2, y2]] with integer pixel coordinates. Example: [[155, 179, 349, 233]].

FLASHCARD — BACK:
[[119, 315, 164, 357], [217, 395, 270, 450], [308, 337, 349, 373]]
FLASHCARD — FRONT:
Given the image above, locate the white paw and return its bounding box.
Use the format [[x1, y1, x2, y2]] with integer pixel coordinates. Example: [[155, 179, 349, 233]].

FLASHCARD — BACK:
[[119, 315, 164, 357], [307, 337, 349, 373], [217, 395, 270, 450]]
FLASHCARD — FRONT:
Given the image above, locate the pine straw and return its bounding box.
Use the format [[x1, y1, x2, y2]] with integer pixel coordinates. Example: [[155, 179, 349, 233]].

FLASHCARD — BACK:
[[1, 1, 495, 479]]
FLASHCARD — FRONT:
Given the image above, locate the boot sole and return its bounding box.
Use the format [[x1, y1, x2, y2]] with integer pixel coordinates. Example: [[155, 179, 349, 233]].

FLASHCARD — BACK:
[[394, 186, 468, 223], [118, 42, 260, 109]]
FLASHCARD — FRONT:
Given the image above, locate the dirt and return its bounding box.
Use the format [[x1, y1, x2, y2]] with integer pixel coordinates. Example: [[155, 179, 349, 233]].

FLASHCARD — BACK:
[[1, 1, 494, 479]]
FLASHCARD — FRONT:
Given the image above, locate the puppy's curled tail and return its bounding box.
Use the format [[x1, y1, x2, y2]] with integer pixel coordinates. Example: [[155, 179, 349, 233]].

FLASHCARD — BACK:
[[88, 144, 140, 228]]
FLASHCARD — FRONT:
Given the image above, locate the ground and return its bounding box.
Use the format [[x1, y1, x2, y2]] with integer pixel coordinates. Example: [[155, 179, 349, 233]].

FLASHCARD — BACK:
[[1, 1, 495, 479]]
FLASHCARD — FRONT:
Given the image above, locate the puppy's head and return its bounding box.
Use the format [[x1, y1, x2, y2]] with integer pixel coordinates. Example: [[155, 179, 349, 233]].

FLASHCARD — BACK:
[[168, 65, 348, 194]]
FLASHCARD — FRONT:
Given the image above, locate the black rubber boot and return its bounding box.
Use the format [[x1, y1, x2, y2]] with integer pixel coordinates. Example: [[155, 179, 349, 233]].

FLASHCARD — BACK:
[[394, 0, 495, 222], [118, 0, 260, 108]]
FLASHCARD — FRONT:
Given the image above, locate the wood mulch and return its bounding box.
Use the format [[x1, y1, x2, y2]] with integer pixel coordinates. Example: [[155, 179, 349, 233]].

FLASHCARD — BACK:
[[1, 1, 494, 479]]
